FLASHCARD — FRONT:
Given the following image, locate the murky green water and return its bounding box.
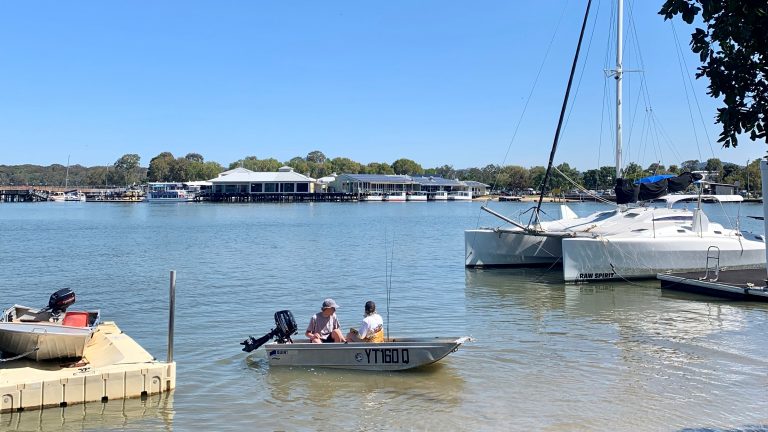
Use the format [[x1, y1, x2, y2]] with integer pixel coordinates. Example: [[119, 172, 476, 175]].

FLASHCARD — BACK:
[[1, 201, 767, 431]]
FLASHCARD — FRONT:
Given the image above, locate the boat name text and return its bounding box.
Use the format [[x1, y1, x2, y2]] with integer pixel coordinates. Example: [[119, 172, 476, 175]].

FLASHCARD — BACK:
[[361, 348, 410, 364]]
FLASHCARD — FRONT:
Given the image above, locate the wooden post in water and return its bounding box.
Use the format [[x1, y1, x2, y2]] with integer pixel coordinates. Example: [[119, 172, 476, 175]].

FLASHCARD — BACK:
[[168, 270, 176, 362]]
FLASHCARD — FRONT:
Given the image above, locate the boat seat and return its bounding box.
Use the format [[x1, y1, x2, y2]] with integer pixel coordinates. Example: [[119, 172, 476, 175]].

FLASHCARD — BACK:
[[62, 311, 89, 327]]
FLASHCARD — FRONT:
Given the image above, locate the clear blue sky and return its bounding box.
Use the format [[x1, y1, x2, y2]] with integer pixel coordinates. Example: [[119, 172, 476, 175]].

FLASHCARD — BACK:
[[0, 0, 761, 171]]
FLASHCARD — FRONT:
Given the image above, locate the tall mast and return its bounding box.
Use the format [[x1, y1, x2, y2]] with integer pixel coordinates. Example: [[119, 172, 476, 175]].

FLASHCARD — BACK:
[[65, 154, 70, 189], [531, 0, 593, 228], [615, 0, 623, 179]]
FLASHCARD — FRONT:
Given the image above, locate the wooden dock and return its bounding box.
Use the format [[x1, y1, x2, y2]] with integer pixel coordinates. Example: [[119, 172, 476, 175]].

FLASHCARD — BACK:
[[658, 268, 768, 301]]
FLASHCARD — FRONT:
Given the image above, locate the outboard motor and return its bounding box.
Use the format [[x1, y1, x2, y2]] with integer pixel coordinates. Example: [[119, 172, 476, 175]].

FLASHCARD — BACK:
[[241, 310, 298, 352], [46, 288, 76, 314]]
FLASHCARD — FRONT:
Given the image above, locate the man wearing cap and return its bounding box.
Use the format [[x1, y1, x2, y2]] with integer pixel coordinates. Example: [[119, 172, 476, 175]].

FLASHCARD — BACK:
[[305, 298, 346, 343]]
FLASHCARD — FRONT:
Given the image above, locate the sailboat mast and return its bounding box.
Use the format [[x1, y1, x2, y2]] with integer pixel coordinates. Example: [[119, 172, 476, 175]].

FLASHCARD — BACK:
[[615, 0, 623, 179], [531, 0, 593, 227], [65, 155, 70, 189]]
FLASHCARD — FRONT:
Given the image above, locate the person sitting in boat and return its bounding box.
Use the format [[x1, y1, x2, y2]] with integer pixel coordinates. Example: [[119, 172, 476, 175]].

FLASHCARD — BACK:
[[306, 298, 346, 343], [346, 300, 384, 343]]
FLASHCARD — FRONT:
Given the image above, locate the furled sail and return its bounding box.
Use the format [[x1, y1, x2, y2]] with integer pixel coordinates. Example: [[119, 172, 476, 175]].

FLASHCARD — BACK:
[[614, 172, 703, 204]]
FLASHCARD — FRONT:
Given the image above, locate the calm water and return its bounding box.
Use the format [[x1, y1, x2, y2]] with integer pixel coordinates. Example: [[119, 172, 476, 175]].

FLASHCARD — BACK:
[[1, 200, 767, 432]]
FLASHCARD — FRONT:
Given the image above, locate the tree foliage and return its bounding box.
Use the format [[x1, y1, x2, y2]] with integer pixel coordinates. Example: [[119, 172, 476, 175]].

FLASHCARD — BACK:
[[391, 158, 424, 175], [659, 0, 768, 147], [113, 154, 141, 186]]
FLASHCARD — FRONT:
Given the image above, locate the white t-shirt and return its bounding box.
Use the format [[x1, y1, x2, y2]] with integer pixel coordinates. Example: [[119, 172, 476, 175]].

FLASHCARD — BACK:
[[358, 313, 383, 339]]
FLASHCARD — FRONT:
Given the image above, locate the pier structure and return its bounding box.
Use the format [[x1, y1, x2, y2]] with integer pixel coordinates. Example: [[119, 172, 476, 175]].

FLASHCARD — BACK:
[[0, 322, 176, 414]]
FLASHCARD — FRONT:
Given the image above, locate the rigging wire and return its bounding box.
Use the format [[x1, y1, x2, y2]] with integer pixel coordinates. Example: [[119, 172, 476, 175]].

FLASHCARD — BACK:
[[484, 0, 572, 196], [532, 0, 594, 226], [670, 21, 717, 161]]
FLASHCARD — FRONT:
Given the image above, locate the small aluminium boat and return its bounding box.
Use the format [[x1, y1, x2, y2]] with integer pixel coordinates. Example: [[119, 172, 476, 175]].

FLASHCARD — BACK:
[[0, 289, 100, 362], [241, 310, 470, 371]]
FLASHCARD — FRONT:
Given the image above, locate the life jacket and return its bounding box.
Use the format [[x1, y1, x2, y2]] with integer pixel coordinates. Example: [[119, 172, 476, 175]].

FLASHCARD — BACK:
[[364, 326, 384, 343]]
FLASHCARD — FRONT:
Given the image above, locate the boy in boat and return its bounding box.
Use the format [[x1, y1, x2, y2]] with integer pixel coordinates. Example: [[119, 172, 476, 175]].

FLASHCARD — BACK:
[[346, 301, 384, 343], [306, 298, 346, 343]]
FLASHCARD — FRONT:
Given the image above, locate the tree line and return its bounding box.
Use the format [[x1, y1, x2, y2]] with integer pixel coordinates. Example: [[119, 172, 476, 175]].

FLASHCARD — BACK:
[[0, 151, 762, 195]]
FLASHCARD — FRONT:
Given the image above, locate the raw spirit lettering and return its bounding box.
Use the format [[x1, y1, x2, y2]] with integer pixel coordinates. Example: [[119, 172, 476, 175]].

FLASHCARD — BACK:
[[364, 348, 410, 364], [578, 272, 616, 279]]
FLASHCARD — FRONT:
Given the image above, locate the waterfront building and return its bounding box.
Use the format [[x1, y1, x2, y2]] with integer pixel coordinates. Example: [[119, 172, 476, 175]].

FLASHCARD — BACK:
[[315, 173, 338, 193], [410, 176, 465, 193], [464, 180, 490, 197], [333, 174, 415, 194], [209, 166, 315, 194]]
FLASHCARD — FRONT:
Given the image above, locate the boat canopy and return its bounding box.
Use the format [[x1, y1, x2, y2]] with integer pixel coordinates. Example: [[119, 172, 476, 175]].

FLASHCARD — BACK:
[[615, 172, 703, 204]]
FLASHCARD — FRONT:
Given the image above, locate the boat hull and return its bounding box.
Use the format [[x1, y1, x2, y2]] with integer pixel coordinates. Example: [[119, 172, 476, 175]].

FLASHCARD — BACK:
[[562, 234, 766, 282], [464, 228, 564, 267], [0, 322, 94, 361], [264, 337, 469, 370]]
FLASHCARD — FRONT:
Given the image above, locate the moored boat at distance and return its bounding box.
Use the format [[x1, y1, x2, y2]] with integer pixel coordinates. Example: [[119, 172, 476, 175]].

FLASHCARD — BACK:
[[49, 190, 86, 202], [406, 191, 428, 201], [448, 191, 472, 201], [146, 182, 196, 202], [0, 289, 100, 361], [383, 191, 407, 202], [360, 192, 384, 201], [430, 191, 449, 201], [241, 310, 470, 371]]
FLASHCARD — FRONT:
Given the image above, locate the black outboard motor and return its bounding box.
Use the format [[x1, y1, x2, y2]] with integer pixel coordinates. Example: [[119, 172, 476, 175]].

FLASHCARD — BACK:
[[241, 310, 298, 352], [46, 288, 76, 314]]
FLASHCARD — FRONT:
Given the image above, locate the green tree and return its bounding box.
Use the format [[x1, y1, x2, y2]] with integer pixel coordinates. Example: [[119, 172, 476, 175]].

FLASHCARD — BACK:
[[392, 158, 423, 176], [286, 157, 309, 175], [147, 152, 175, 182], [113, 154, 141, 186], [185, 153, 204, 163], [704, 157, 723, 179], [668, 164, 680, 175], [328, 157, 362, 174], [501, 166, 529, 192], [528, 166, 546, 192], [660, 1, 768, 147], [365, 162, 394, 175], [306, 150, 327, 164], [680, 159, 701, 172], [622, 162, 645, 180]]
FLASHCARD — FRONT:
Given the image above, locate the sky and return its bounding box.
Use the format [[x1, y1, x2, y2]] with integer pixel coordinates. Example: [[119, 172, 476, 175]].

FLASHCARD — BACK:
[[0, 0, 763, 171]]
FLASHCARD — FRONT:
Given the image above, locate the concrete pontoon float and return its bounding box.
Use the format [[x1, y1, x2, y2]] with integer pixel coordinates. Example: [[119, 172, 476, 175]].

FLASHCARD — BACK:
[[0, 271, 179, 415]]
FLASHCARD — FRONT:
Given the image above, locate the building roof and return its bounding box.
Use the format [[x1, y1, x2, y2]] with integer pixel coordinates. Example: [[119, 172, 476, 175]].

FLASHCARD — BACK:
[[410, 176, 464, 187], [337, 174, 414, 184], [209, 167, 315, 183], [464, 180, 490, 187]]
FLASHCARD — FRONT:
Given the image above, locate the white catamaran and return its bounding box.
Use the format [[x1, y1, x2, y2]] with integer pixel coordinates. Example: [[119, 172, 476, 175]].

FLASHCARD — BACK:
[[464, 0, 765, 281]]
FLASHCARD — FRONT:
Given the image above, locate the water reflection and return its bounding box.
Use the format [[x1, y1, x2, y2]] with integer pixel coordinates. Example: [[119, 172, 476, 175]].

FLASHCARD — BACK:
[[464, 268, 768, 430], [242, 352, 465, 430], [1, 392, 174, 432]]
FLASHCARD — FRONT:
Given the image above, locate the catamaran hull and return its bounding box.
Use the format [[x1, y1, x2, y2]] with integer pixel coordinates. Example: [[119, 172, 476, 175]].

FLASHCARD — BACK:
[[264, 337, 469, 371], [464, 228, 565, 267], [0, 322, 94, 361], [562, 235, 766, 282]]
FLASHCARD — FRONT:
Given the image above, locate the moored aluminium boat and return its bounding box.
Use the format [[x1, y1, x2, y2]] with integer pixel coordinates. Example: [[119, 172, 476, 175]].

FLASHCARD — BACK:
[[241, 310, 470, 371], [264, 337, 470, 371], [0, 289, 100, 361]]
